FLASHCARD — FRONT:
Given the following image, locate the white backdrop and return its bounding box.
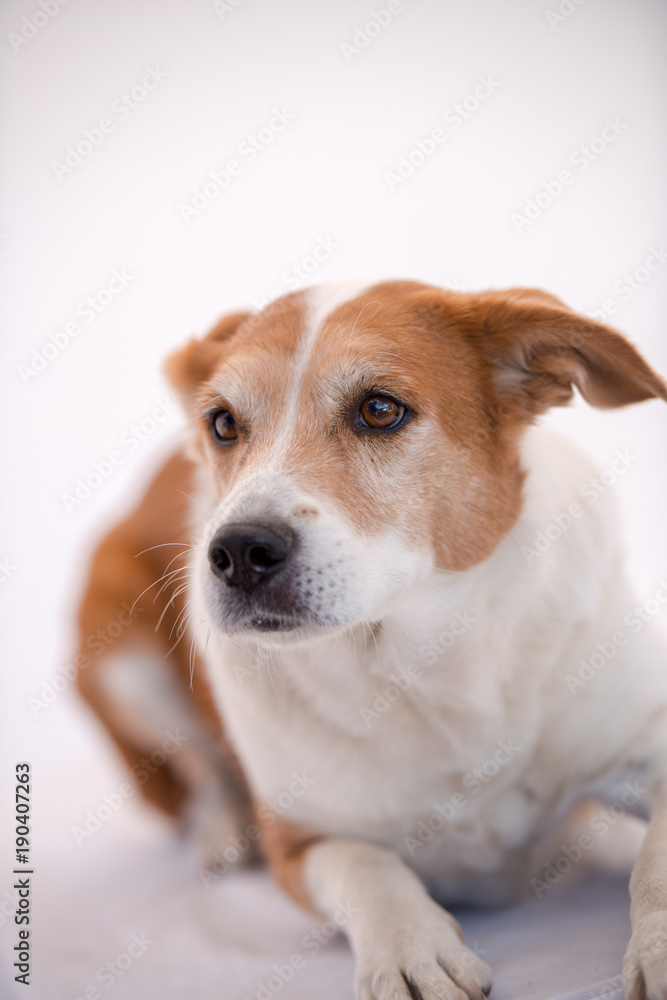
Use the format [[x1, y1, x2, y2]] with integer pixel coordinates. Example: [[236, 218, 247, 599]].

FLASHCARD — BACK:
[[1, 1, 666, 998]]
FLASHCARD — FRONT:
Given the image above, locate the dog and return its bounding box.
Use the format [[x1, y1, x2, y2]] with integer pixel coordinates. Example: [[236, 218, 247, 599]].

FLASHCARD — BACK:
[[76, 281, 667, 1000]]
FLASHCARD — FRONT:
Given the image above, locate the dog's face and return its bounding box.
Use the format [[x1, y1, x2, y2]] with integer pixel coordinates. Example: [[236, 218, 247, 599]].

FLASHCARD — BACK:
[[167, 281, 665, 643]]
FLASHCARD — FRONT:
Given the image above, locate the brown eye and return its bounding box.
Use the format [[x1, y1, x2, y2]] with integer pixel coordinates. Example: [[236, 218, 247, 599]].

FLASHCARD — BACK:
[[211, 409, 238, 443], [359, 395, 406, 429]]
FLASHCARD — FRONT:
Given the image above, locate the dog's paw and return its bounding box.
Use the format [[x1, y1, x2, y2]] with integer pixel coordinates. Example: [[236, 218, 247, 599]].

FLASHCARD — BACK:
[[623, 912, 667, 1000], [354, 907, 493, 1000]]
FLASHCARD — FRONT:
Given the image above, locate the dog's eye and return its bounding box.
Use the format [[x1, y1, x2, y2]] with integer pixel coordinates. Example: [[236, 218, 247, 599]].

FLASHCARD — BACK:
[[211, 409, 238, 443], [359, 395, 406, 430]]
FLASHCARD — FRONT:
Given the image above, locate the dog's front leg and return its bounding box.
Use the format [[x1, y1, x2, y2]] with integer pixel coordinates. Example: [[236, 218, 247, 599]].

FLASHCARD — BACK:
[[266, 824, 492, 1000], [306, 837, 493, 1000], [624, 782, 667, 999]]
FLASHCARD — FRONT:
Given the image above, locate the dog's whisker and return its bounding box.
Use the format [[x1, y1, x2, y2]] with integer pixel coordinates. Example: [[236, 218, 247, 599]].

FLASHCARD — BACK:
[[129, 573, 175, 616], [127, 553, 193, 614], [164, 546, 191, 566], [168, 597, 194, 640], [164, 618, 192, 658], [164, 603, 195, 656], [154, 583, 190, 632], [176, 489, 218, 516], [150, 568, 186, 606], [188, 619, 207, 688], [154, 567, 189, 601], [191, 628, 212, 690], [134, 541, 194, 558]]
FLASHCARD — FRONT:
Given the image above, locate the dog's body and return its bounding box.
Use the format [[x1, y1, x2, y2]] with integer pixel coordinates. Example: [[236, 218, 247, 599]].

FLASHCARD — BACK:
[[205, 423, 667, 906], [77, 282, 667, 999]]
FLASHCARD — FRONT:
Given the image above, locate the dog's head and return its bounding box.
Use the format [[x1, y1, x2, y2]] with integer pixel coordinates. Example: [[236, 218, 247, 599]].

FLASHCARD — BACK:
[[166, 281, 666, 644]]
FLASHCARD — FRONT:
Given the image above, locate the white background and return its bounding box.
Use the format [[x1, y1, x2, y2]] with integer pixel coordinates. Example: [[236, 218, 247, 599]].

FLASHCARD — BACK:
[[1, 0, 666, 997]]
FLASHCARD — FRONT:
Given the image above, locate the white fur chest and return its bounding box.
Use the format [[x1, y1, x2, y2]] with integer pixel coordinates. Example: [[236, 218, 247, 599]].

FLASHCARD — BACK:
[[206, 612, 565, 899], [205, 562, 582, 872]]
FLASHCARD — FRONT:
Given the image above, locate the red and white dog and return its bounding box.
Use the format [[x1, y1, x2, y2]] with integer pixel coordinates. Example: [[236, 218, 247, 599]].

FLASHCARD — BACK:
[[77, 281, 667, 1000]]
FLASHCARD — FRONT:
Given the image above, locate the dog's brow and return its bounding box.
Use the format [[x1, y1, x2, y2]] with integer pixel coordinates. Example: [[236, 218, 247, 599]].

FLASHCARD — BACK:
[[195, 356, 261, 415], [324, 359, 422, 400], [195, 384, 247, 420]]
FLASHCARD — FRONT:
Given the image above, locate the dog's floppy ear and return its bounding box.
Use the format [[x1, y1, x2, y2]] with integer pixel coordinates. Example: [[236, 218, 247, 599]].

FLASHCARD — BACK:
[[164, 311, 251, 408], [467, 288, 667, 420]]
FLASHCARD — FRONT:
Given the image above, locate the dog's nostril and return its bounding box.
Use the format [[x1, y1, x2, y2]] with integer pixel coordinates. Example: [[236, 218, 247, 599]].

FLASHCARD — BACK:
[[248, 544, 281, 571], [210, 547, 231, 573]]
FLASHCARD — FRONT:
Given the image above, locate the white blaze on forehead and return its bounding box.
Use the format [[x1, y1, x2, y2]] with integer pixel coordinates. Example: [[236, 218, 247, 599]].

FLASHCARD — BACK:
[[270, 281, 370, 455], [297, 281, 371, 379]]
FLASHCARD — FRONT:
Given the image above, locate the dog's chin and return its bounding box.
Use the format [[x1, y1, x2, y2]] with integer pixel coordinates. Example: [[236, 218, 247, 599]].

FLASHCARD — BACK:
[[209, 606, 353, 649]]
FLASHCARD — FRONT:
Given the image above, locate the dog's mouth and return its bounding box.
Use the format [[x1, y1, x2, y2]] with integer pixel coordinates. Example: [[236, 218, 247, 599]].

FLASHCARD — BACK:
[[204, 580, 330, 639], [245, 614, 301, 633], [205, 584, 347, 643]]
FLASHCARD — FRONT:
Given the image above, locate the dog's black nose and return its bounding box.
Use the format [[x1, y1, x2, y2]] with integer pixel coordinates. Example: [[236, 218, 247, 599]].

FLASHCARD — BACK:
[[208, 522, 293, 589]]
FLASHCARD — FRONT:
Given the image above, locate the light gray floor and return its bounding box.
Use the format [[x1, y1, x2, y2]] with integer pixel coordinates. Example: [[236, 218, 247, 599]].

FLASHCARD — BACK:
[[3, 810, 637, 1000]]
